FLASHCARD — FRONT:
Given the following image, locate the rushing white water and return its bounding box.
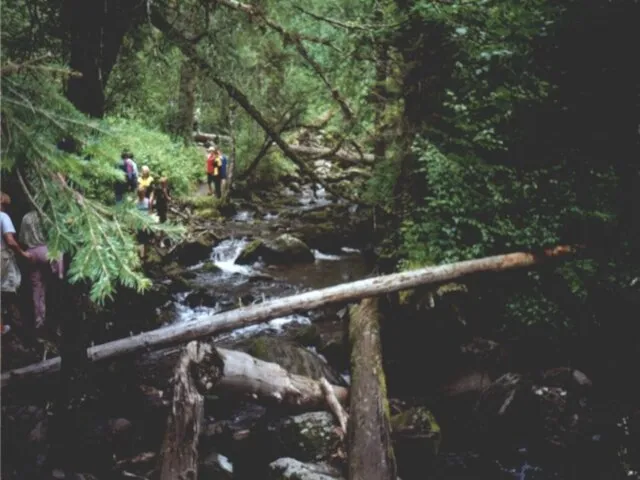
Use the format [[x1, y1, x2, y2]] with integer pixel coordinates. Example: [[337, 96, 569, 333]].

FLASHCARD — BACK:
[[214, 313, 311, 342], [210, 237, 254, 275], [233, 210, 254, 222], [312, 249, 343, 261]]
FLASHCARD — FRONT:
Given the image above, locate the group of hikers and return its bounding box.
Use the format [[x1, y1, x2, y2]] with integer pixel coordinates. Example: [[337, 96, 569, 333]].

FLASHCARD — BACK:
[[1, 145, 229, 336], [0, 192, 64, 336], [114, 150, 173, 260]]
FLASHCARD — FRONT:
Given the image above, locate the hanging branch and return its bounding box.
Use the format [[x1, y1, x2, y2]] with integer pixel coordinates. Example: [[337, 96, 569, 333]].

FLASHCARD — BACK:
[[238, 107, 302, 181], [151, 8, 362, 204], [215, 0, 354, 122]]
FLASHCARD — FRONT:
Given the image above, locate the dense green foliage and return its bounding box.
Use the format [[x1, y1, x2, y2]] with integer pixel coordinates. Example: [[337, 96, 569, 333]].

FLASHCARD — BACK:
[[2, 0, 638, 321]]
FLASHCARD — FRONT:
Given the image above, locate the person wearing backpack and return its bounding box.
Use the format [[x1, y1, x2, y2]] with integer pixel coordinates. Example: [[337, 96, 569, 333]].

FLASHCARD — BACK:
[[206, 146, 222, 198]]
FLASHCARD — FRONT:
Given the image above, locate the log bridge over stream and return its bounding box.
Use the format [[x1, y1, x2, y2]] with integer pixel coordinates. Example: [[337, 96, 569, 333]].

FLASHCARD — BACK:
[[1, 245, 580, 480]]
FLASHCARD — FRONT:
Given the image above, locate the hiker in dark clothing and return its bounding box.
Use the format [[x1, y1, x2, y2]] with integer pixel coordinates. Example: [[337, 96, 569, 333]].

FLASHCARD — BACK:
[[150, 177, 171, 224]]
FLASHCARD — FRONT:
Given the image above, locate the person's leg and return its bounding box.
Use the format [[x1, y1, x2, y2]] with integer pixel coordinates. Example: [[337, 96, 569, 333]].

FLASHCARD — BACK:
[[207, 174, 213, 195], [214, 177, 222, 198], [159, 206, 167, 223], [31, 264, 46, 328], [29, 246, 50, 329]]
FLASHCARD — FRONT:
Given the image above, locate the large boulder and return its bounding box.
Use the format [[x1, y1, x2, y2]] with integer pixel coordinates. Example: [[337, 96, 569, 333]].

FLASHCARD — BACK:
[[390, 405, 442, 480], [268, 457, 345, 480], [235, 234, 314, 266], [240, 336, 346, 387], [257, 412, 343, 463], [171, 238, 213, 266]]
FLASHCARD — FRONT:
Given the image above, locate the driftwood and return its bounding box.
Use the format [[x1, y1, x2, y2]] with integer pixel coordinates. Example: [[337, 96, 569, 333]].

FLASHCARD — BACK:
[[158, 341, 223, 480], [216, 348, 348, 409], [347, 298, 397, 480], [1, 246, 579, 389], [134, 344, 347, 410]]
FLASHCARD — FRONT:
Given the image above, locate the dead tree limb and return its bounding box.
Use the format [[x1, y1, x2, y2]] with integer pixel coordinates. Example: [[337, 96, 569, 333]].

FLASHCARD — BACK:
[[1, 245, 581, 389], [216, 0, 354, 121], [347, 298, 397, 480], [216, 348, 348, 409], [158, 341, 223, 480]]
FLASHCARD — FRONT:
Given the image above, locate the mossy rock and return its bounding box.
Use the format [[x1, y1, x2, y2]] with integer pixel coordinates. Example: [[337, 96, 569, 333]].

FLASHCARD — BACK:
[[391, 406, 442, 474], [198, 261, 223, 274], [195, 207, 221, 220], [244, 336, 344, 386], [182, 195, 220, 210], [292, 324, 321, 348], [235, 239, 265, 265], [258, 412, 343, 464], [235, 235, 314, 266]]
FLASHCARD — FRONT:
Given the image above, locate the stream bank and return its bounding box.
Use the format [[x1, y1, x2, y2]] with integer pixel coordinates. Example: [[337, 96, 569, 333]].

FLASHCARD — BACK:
[[2, 178, 639, 480]]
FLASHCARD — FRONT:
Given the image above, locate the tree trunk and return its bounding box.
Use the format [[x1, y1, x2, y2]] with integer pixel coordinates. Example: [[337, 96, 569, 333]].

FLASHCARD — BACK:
[[172, 58, 198, 143], [222, 105, 236, 201], [62, 0, 139, 117], [347, 298, 397, 480], [157, 341, 223, 480], [1, 246, 579, 388]]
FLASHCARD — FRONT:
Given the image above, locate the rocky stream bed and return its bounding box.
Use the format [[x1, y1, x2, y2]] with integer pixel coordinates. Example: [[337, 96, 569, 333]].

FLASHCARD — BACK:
[[2, 179, 639, 480]]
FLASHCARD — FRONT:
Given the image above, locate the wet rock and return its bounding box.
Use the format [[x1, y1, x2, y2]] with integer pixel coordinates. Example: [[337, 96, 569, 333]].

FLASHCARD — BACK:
[[199, 262, 223, 274], [268, 457, 345, 480], [171, 238, 214, 266], [165, 274, 192, 294], [234, 239, 264, 265], [241, 336, 346, 386], [200, 451, 234, 480], [390, 406, 442, 479], [259, 412, 343, 463], [235, 235, 314, 266], [184, 289, 217, 308]]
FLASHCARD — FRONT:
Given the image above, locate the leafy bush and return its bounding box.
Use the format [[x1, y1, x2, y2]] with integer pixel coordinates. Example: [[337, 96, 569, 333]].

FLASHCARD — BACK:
[[86, 116, 204, 199]]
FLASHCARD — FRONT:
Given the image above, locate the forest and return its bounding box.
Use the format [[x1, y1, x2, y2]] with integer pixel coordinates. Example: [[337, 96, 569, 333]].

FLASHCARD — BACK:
[[1, 0, 639, 479]]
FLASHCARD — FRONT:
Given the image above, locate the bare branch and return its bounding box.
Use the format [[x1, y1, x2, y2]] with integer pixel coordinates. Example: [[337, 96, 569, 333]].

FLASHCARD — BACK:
[[215, 0, 354, 122]]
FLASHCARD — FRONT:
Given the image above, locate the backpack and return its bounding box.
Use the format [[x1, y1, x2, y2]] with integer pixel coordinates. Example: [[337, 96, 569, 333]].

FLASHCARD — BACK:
[[220, 155, 228, 179]]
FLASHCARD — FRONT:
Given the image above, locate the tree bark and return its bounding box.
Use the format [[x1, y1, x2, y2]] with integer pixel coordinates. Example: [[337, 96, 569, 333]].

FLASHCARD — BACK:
[[1, 246, 580, 388], [62, 0, 140, 117], [172, 58, 198, 143], [157, 341, 223, 480], [222, 105, 236, 201], [347, 298, 397, 480]]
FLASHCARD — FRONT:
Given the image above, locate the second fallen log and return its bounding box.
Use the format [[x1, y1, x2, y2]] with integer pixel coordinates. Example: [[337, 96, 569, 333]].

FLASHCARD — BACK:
[[347, 298, 397, 480]]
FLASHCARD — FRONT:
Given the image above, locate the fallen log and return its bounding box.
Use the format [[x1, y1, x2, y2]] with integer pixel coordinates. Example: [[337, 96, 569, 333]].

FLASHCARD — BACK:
[[347, 298, 397, 480], [216, 348, 348, 409], [1, 246, 579, 389], [158, 341, 223, 480], [288, 144, 375, 165], [193, 131, 375, 165]]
